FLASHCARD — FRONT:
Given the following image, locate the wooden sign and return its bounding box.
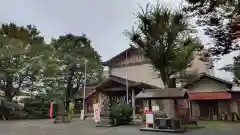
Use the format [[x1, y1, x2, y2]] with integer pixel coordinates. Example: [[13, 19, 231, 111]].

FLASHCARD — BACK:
[[146, 111, 154, 124], [93, 103, 100, 122]]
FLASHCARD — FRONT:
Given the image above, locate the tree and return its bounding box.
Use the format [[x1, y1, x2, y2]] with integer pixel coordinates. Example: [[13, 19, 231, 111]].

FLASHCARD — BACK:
[[0, 23, 47, 100], [0, 23, 104, 118], [184, 0, 240, 82], [126, 3, 202, 87], [176, 70, 200, 86], [220, 55, 240, 84], [50, 34, 103, 109], [184, 0, 240, 56]]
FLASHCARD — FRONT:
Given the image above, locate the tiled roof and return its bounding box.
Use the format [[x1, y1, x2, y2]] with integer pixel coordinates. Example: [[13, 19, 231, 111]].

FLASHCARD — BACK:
[[102, 46, 136, 66], [73, 86, 95, 99], [136, 88, 188, 100], [183, 73, 232, 89]]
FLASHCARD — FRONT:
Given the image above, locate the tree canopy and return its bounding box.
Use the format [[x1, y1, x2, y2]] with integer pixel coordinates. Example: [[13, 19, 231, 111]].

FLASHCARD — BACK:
[[126, 3, 203, 87], [50, 34, 103, 103], [0, 23, 47, 100], [220, 54, 240, 84], [184, 0, 240, 81], [184, 0, 240, 56], [0, 23, 103, 103]]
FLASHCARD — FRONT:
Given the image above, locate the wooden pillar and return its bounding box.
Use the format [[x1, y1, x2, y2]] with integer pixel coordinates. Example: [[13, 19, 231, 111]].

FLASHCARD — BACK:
[[131, 89, 136, 118], [148, 100, 152, 110], [188, 100, 192, 120], [98, 92, 102, 113]]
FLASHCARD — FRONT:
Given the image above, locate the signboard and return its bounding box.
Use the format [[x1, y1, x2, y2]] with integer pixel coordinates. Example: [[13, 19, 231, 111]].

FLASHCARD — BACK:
[[93, 103, 100, 122], [145, 111, 154, 124], [49, 103, 53, 119]]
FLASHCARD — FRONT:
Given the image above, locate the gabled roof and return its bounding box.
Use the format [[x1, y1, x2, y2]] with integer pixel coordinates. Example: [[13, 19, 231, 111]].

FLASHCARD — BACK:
[[102, 46, 137, 66], [136, 88, 188, 100], [95, 75, 136, 87], [183, 73, 232, 89], [75, 75, 159, 99], [95, 75, 159, 90], [73, 86, 96, 99]]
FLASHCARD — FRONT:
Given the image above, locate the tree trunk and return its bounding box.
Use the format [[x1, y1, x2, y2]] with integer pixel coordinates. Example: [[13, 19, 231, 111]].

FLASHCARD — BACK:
[[65, 68, 74, 111], [5, 75, 13, 101], [163, 78, 177, 118]]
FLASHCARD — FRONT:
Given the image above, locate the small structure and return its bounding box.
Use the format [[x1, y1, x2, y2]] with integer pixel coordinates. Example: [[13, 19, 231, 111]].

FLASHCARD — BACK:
[[94, 75, 158, 127], [136, 88, 189, 133], [184, 73, 240, 121], [74, 86, 97, 116]]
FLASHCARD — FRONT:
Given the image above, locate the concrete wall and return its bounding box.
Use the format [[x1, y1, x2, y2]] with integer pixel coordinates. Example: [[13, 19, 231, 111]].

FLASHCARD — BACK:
[[111, 63, 164, 87]]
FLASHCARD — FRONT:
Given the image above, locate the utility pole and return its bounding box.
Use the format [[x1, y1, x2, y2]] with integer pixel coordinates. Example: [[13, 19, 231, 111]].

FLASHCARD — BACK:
[[126, 50, 129, 104], [81, 60, 87, 120]]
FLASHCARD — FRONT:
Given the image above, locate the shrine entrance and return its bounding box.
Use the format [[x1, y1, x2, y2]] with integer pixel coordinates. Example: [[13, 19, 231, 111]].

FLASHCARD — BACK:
[[94, 75, 158, 126]]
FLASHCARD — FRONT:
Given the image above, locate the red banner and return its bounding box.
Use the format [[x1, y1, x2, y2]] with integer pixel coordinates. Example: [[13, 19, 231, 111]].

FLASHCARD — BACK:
[[49, 103, 53, 119]]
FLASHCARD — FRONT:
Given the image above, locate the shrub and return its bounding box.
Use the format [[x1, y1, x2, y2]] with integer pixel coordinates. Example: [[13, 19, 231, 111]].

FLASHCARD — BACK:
[[141, 113, 146, 122], [111, 102, 133, 125]]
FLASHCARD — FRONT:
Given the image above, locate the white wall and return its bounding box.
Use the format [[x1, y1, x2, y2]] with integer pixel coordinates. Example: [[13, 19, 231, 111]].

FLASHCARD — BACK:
[[111, 63, 164, 87]]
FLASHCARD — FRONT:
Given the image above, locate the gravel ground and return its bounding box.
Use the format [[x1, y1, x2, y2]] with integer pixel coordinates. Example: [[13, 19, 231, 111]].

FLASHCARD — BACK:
[[0, 119, 239, 135]]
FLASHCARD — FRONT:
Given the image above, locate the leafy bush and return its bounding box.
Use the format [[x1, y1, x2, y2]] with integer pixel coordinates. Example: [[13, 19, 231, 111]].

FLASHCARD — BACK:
[[111, 102, 133, 125], [141, 113, 146, 122], [21, 98, 50, 119]]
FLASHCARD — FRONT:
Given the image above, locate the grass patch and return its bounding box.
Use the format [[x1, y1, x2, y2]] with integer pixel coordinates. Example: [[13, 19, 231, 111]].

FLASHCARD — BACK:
[[182, 124, 204, 130], [198, 121, 231, 130]]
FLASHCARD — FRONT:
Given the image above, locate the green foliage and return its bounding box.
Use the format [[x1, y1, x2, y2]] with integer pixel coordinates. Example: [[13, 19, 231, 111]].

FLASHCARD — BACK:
[[185, 0, 240, 85], [0, 23, 47, 100], [51, 34, 103, 87], [220, 55, 240, 84], [111, 103, 133, 125], [184, 0, 240, 56], [141, 113, 146, 122], [50, 34, 103, 107], [21, 98, 49, 119], [176, 70, 200, 86], [0, 23, 103, 114], [68, 101, 75, 113], [126, 3, 202, 87]]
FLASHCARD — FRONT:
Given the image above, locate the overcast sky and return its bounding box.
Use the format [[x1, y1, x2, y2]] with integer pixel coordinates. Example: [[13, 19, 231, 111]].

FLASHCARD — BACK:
[[0, 0, 235, 80]]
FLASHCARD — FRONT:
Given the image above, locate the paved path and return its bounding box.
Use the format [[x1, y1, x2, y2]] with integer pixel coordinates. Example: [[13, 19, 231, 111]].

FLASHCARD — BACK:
[[0, 119, 239, 135]]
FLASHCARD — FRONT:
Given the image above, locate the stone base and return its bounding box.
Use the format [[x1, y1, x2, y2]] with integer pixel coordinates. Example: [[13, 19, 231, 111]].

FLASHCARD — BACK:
[[53, 114, 71, 124], [96, 124, 114, 127], [140, 127, 186, 133], [96, 117, 114, 127]]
